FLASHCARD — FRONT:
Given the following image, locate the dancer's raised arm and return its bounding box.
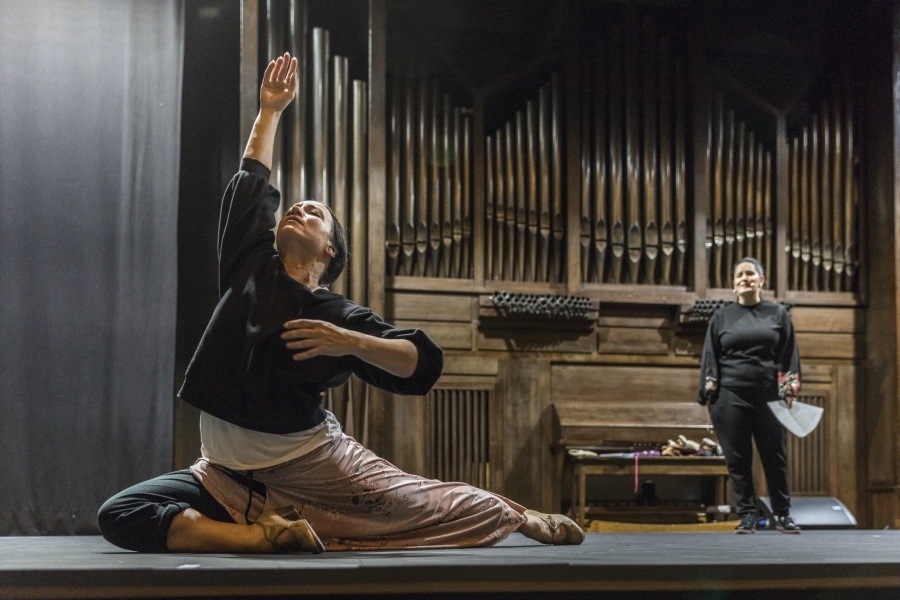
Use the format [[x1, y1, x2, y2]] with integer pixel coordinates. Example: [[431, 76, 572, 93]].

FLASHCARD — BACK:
[[242, 52, 298, 168]]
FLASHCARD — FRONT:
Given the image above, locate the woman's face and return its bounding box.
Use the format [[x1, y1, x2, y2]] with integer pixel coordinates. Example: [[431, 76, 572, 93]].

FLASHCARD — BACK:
[[733, 261, 764, 303], [276, 201, 336, 260]]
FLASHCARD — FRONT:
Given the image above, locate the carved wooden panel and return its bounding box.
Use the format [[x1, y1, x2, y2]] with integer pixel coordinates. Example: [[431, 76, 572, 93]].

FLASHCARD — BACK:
[[787, 388, 831, 495]]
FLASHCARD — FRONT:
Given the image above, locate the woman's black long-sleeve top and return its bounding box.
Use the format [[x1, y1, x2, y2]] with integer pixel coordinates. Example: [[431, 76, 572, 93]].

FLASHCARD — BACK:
[[697, 300, 800, 405], [178, 158, 443, 434]]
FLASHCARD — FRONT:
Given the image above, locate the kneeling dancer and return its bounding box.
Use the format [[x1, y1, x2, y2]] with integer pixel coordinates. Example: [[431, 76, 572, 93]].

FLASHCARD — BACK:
[[98, 53, 583, 553]]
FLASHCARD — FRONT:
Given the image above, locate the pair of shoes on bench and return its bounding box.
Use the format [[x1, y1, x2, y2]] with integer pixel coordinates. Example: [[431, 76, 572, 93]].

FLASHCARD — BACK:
[[256, 505, 326, 554]]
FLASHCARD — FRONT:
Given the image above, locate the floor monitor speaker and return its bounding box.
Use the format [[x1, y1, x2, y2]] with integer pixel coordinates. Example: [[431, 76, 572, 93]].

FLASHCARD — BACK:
[[759, 495, 857, 529]]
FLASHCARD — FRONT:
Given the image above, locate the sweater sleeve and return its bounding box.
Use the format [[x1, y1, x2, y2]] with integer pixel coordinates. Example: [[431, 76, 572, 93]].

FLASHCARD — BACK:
[[697, 311, 721, 405], [217, 158, 281, 296], [774, 305, 802, 396], [341, 306, 444, 395]]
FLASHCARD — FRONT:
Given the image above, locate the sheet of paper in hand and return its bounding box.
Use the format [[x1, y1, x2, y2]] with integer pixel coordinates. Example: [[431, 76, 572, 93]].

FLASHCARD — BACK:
[[767, 400, 824, 438]]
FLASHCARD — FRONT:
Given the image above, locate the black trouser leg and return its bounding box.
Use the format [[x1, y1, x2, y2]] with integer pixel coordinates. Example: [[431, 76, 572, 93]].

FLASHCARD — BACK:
[[709, 388, 757, 516], [97, 469, 234, 553], [752, 400, 790, 515]]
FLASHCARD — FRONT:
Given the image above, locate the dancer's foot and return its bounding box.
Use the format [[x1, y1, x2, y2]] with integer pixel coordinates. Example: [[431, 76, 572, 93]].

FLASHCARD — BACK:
[[256, 507, 325, 553], [520, 509, 585, 545]]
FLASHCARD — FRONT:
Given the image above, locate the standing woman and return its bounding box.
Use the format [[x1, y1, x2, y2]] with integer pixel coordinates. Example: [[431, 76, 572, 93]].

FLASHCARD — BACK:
[[698, 257, 802, 534]]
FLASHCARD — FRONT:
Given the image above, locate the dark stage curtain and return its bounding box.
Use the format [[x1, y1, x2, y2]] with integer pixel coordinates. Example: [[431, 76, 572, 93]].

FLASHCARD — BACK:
[[0, 1, 183, 534]]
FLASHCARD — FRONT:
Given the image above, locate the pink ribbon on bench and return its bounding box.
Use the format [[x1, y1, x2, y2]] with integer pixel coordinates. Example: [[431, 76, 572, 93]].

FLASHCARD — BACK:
[[633, 449, 662, 494], [634, 453, 639, 494]]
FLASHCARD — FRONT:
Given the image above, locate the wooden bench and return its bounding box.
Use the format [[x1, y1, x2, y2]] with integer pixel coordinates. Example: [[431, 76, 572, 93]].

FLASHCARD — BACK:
[[553, 399, 730, 527]]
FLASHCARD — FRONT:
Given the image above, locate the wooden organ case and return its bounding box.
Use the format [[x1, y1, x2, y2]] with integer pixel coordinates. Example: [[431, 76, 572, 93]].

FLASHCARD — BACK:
[[240, 0, 869, 524]]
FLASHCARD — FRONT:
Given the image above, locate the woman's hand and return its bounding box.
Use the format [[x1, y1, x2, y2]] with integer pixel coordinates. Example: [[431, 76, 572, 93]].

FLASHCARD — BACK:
[[259, 53, 298, 113], [281, 318, 419, 378], [242, 53, 298, 167], [281, 319, 356, 361]]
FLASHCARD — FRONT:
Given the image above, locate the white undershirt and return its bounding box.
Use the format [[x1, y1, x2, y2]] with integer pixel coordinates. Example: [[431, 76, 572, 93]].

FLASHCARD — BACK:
[[200, 410, 341, 471]]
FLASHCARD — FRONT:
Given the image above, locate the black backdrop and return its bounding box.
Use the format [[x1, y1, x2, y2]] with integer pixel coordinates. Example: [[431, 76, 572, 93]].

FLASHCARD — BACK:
[[0, 1, 183, 535]]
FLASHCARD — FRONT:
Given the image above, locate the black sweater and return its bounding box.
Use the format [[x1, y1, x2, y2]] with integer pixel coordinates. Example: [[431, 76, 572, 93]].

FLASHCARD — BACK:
[[178, 159, 443, 433], [697, 300, 800, 405]]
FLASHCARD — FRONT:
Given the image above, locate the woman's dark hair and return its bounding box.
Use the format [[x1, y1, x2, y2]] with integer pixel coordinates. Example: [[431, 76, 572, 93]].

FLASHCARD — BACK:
[[734, 256, 764, 278], [320, 205, 348, 285]]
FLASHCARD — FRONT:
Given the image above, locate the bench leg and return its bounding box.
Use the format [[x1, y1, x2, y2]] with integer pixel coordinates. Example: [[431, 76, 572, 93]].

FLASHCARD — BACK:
[[577, 465, 587, 527]]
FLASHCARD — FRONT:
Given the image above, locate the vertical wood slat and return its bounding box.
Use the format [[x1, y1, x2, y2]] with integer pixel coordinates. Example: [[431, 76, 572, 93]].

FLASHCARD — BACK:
[[429, 389, 491, 489], [786, 393, 830, 495]]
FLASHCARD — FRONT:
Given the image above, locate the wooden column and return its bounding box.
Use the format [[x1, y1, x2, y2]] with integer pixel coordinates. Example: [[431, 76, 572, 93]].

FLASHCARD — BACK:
[[864, 0, 900, 528], [365, 0, 388, 456]]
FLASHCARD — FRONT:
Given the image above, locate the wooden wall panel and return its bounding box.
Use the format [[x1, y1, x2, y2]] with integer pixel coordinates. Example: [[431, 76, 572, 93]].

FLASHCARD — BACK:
[[552, 364, 699, 405], [785, 386, 831, 495], [790, 307, 863, 333], [477, 328, 595, 353], [834, 363, 861, 521], [796, 332, 857, 360], [597, 304, 675, 327], [597, 327, 671, 355], [386, 292, 473, 322], [383, 393, 429, 476], [498, 358, 546, 509], [395, 320, 472, 350], [442, 355, 499, 377]]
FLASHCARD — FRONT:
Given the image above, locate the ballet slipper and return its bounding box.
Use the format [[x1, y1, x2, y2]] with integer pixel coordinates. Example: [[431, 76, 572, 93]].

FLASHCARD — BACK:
[[256, 506, 325, 554], [524, 509, 585, 545]]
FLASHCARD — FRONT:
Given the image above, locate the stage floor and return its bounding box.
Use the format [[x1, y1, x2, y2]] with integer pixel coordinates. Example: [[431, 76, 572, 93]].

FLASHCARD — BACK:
[[2, 530, 899, 600]]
